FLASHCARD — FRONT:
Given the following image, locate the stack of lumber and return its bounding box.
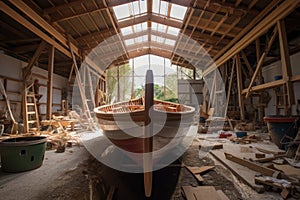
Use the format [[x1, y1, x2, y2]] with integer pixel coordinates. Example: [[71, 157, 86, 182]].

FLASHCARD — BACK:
[[210, 146, 300, 199]]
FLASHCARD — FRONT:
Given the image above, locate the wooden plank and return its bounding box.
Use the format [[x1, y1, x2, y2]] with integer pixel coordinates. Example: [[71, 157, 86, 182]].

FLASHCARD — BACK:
[[186, 166, 215, 175], [224, 153, 284, 178], [46, 45, 54, 120], [273, 164, 300, 179], [199, 144, 223, 150], [217, 190, 230, 200], [256, 147, 286, 155], [254, 154, 286, 163], [291, 74, 300, 82], [195, 174, 204, 184], [254, 177, 288, 190], [210, 150, 265, 192], [182, 186, 221, 200], [242, 79, 285, 94]]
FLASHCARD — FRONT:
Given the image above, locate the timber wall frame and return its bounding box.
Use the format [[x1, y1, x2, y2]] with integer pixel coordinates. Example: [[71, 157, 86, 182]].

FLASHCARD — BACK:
[[0, 1, 106, 122], [204, 0, 300, 119]]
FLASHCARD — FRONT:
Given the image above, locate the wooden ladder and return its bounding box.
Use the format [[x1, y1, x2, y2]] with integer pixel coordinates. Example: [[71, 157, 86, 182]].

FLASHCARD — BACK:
[[23, 84, 40, 132]]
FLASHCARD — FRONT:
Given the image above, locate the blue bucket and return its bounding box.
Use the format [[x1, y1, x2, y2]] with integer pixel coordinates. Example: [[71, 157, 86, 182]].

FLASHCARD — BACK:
[[236, 131, 247, 138]]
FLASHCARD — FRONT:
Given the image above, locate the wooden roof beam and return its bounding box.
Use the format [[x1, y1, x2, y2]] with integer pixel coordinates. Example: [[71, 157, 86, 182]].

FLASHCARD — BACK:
[[162, 0, 259, 16], [1, 0, 106, 76], [44, 0, 137, 14], [203, 0, 299, 77], [189, 16, 241, 37], [51, 7, 106, 22], [121, 29, 178, 41], [75, 29, 114, 43], [118, 14, 182, 29]]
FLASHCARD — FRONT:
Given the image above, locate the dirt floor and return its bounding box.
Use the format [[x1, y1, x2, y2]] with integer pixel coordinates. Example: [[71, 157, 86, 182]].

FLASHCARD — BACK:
[[0, 131, 295, 200]]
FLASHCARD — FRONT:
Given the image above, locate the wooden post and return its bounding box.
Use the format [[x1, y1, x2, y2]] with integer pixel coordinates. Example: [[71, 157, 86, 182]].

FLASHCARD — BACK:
[[236, 55, 245, 121], [46, 45, 54, 120], [208, 71, 217, 110], [225, 58, 236, 117], [87, 68, 95, 108], [277, 20, 295, 115], [256, 38, 265, 121], [117, 66, 120, 102]]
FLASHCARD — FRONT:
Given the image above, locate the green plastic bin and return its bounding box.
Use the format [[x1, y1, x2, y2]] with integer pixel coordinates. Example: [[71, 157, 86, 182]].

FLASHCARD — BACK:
[[0, 136, 47, 172]]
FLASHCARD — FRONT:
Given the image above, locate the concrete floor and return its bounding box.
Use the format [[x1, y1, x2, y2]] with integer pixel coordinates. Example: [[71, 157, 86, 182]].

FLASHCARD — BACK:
[[0, 129, 294, 200]]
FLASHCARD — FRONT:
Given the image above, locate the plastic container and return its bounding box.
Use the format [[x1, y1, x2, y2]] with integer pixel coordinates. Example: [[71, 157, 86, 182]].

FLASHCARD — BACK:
[[0, 136, 47, 172], [235, 131, 247, 138], [264, 116, 299, 150]]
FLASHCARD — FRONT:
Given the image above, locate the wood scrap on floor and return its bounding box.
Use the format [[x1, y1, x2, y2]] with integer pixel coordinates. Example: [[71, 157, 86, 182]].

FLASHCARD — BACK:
[[230, 134, 262, 144], [256, 147, 286, 155], [255, 176, 292, 199], [182, 186, 230, 200], [185, 166, 215, 184], [199, 143, 223, 150]]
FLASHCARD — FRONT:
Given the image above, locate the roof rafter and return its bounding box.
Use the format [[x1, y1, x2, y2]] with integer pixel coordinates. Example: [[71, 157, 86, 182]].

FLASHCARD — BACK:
[[118, 14, 183, 29], [44, 0, 137, 14]]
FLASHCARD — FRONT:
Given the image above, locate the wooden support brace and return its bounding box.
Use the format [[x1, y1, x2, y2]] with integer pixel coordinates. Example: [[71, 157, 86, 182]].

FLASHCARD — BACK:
[[23, 41, 47, 82], [245, 26, 278, 98]]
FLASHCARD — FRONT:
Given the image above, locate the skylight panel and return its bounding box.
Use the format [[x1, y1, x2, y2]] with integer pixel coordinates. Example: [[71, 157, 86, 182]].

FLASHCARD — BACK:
[[134, 22, 147, 32], [121, 26, 133, 36], [151, 22, 158, 30], [125, 39, 134, 46], [156, 36, 165, 43], [167, 26, 180, 36], [159, 1, 168, 16], [157, 23, 167, 32], [165, 39, 175, 46], [153, 0, 160, 14], [113, 0, 147, 21], [151, 35, 157, 42], [170, 4, 187, 20], [135, 35, 147, 43], [113, 4, 130, 20], [152, 22, 168, 33]]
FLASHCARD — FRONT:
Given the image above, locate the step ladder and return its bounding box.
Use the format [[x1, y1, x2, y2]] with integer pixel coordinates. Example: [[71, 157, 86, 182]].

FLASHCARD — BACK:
[[23, 84, 40, 132]]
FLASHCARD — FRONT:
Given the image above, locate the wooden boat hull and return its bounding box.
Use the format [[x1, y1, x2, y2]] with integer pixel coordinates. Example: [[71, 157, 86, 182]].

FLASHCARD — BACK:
[[94, 100, 195, 165]]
